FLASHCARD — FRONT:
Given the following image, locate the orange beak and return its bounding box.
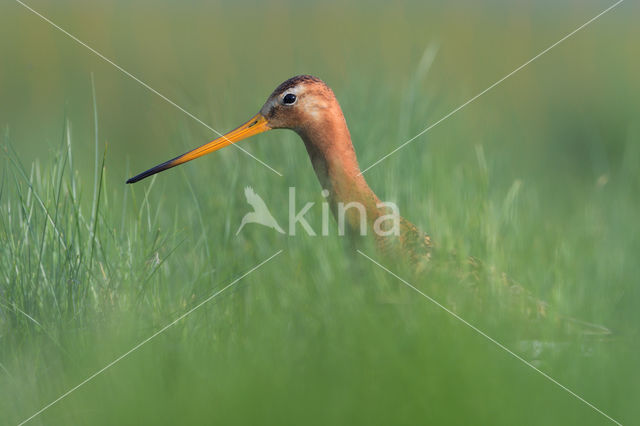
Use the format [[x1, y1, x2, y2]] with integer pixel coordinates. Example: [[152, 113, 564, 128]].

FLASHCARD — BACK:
[[126, 113, 271, 184]]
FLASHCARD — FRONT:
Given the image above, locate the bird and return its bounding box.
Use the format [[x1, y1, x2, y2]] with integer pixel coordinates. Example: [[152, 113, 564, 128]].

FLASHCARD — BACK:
[[127, 75, 611, 339], [236, 186, 285, 235], [127, 74, 431, 266]]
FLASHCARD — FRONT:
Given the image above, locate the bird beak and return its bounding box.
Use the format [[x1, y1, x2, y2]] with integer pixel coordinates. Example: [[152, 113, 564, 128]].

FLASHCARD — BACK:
[[126, 113, 271, 184]]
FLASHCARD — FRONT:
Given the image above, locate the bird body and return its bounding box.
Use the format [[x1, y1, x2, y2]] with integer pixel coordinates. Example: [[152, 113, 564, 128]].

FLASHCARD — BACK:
[[127, 75, 609, 337]]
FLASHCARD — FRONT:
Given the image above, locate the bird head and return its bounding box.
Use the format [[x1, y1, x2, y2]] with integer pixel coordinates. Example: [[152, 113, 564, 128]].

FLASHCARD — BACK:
[[259, 75, 336, 132], [126, 75, 336, 184]]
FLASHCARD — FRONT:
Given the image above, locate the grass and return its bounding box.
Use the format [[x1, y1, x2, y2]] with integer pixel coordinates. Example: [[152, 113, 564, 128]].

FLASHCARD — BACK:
[[1, 0, 640, 424]]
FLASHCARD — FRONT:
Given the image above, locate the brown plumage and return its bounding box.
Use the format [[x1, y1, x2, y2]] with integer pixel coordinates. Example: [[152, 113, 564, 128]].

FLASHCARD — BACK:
[[263, 75, 432, 264]]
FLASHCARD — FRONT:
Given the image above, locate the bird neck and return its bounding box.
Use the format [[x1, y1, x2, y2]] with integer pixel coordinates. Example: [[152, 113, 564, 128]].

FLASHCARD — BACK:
[[297, 113, 382, 230]]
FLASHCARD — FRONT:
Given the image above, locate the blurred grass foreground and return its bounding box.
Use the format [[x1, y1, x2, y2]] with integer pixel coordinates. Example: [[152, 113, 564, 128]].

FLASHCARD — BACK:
[[1, 0, 639, 424]]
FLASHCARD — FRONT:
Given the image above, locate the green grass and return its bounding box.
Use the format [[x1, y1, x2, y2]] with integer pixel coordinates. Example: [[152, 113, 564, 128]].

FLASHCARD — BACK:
[[2, 0, 640, 424]]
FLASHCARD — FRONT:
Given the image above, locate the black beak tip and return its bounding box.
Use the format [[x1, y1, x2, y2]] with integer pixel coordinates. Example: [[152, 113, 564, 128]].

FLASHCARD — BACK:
[[124, 157, 179, 185]]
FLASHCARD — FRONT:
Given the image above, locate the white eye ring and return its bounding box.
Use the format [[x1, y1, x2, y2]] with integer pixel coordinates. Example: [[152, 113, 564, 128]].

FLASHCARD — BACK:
[[282, 93, 297, 105]]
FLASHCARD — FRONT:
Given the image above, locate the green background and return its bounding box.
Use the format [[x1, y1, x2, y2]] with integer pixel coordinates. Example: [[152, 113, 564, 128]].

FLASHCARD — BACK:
[[1, 0, 638, 424]]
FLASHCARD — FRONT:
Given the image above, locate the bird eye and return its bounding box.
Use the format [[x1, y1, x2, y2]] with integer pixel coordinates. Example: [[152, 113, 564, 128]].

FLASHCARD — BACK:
[[283, 93, 297, 104]]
